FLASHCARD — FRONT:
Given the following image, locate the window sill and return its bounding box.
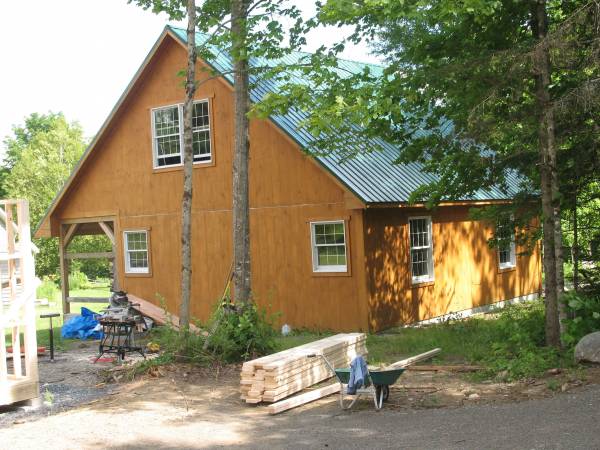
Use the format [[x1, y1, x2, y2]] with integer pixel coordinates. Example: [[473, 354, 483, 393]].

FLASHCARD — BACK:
[[153, 160, 215, 173], [498, 265, 517, 274], [312, 269, 352, 278], [411, 279, 434, 288], [124, 271, 153, 278]]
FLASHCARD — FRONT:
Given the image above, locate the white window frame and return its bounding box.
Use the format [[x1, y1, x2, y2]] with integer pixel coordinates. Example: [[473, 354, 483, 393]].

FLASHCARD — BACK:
[[310, 220, 348, 273], [123, 230, 150, 274], [151, 99, 212, 169], [408, 216, 434, 284], [497, 219, 516, 269]]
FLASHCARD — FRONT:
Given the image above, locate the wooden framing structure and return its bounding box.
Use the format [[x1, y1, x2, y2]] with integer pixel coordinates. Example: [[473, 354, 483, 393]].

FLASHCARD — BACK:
[[0, 199, 39, 406], [58, 217, 117, 314]]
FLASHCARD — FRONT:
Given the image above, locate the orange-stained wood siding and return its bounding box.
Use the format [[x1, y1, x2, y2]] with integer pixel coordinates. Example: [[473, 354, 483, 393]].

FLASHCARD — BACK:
[[50, 34, 368, 331], [364, 207, 542, 331]]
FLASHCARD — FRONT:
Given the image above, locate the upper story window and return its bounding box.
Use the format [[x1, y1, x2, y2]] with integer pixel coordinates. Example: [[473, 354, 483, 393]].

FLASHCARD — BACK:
[[497, 219, 516, 269], [310, 221, 348, 272], [409, 216, 434, 284], [151, 99, 212, 168], [124, 230, 150, 274]]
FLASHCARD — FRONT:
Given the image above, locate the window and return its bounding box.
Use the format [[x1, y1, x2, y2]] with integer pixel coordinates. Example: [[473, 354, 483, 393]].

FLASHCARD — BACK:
[[153, 105, 181, 167], [192, 101, 211, 162], [497, 219, 516, 269], [152, 100, 212, 168], [310, 221, 347, 272], [409, 217, 434, 283], [124, 230, 149, 274]]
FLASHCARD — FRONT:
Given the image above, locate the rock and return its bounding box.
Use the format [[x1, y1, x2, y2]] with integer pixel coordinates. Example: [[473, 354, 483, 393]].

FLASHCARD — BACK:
[[496, 370, 509, 381], [468, 393, 480, 400], [575, 332, 600, 363], [546, 368, 562, 376]]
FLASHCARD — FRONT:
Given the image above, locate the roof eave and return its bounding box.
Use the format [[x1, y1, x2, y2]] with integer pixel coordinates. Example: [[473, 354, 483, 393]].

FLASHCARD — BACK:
[[34, 26, 175, 238]]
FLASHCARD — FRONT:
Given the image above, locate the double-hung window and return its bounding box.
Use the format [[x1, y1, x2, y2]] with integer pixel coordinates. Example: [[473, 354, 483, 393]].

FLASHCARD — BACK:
[[151, 99, 212, 168], [124, 230, 150, 274], [152, 105, 182, 167], [310, 221, 347, 272], [409, 217, 434, 283], [497, 219, 516, 269]]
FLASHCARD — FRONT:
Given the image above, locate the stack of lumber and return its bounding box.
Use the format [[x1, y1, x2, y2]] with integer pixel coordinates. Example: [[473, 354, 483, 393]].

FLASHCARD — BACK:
[[240, 333, 367, 404]]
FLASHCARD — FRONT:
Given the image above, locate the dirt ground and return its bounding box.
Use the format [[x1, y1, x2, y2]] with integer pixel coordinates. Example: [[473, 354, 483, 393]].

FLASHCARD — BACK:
[[2, 342, 600, 449]]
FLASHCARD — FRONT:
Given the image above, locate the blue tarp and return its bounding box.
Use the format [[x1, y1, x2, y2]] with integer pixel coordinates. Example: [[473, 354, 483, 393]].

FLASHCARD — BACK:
[[61, 307, 103, 340]]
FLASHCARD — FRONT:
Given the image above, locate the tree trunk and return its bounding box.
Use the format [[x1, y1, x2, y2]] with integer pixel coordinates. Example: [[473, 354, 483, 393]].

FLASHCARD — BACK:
[[532, 0, 561, 347], [231, 0, 252, 305], [554, 207, 566, 338], [572, 198, 579, 292], [179, 0, 197, 329]]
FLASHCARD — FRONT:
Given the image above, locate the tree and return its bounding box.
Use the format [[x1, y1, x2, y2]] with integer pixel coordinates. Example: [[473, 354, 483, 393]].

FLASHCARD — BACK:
[[132, 0, 311, 308], [179, 0, 197, 329], [278, 0, 600, 347], [2, 113, 88, 277]]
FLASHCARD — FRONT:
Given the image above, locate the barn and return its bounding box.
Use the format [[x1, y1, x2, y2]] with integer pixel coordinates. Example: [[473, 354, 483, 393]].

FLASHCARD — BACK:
[[35, 26, 541, 332]]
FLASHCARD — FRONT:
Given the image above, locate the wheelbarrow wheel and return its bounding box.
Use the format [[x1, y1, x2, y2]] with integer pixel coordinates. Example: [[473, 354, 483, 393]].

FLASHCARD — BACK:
[[376, 385, 389, 403]]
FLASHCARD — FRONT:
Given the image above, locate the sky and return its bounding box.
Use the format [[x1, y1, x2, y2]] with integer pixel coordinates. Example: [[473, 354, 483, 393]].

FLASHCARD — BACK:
[[0, 0, 380, 155]]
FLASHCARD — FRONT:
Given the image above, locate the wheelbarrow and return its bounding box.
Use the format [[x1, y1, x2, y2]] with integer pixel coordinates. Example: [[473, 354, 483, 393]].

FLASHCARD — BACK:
[[308, 354, 405, 410]]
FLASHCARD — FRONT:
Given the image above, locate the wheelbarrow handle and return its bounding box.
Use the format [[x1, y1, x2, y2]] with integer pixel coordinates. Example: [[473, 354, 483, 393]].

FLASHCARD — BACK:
[[306, 353, 336, 376]]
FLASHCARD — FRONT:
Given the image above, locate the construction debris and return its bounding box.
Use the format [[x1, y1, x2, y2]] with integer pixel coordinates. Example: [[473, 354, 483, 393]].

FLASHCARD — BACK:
[[240, 333, 366, 404]]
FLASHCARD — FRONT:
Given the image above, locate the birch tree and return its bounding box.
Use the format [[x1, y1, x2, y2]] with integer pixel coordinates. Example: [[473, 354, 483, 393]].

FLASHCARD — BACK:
[[179, 0, 197, 328]]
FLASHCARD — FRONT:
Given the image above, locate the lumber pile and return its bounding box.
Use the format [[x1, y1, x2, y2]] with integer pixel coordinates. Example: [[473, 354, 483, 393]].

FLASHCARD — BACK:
[[240, 333, 366, 404]]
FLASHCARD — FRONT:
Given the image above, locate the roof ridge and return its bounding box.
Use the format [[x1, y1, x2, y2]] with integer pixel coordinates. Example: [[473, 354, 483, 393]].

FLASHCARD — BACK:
[[166, 24, 382, 69]]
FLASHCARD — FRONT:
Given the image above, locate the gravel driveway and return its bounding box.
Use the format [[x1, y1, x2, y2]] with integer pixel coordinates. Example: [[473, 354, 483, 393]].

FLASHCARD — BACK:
[[1, 365, 598, 450]]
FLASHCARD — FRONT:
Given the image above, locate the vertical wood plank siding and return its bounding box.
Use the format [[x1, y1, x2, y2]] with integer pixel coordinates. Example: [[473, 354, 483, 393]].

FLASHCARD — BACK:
[[364, 207, 542, 331], [52, 36, 367, 331]]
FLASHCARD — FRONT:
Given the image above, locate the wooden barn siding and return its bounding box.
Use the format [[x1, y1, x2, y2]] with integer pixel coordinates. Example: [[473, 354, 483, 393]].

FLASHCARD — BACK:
[[365, 207, 542, 331], [53, 34, 367, 331]]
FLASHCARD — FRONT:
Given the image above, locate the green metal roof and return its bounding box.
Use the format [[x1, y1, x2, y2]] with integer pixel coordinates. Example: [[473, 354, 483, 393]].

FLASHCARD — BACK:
[[170, 26, 522, 204]]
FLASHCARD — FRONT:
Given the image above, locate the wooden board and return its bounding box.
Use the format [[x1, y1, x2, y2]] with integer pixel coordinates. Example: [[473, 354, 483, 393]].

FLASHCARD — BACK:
[[241, 333, 366, 404], [268, 383, 340, 415], [386, 348, 441, 369]]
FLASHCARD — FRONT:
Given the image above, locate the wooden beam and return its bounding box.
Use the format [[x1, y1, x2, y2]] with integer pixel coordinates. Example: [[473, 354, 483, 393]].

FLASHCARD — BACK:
[[61, 216, 116, 225], [59, 225, 70, 315], [98, 221, 115, 245], [63, 223, 79, 249], [406, 364, 483, 373], [66, 297, 110, 304], [65, 252, 114, 260], [385, 348, 442, 369], [268, 383, 340, 415]]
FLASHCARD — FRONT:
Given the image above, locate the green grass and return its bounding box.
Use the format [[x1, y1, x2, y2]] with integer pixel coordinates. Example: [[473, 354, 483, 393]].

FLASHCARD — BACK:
[[4, 281, 110, 351], [274, 301, 577, 380], [273, 321, 498, 367]]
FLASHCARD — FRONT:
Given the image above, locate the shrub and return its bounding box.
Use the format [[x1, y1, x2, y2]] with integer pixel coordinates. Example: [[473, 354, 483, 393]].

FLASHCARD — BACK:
[[36, 277, 58, 300], [562, 291, 600, 347], [481, 301, 563, 380], [207, 300, 278, 362], [68, 270, 90, 290]]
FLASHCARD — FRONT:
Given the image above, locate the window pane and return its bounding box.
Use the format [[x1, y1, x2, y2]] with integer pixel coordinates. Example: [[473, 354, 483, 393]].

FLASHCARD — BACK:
[[154, 107, 179, 137], [192, 101, 210, 129], [126, 232, 147, 251], [499, 249, 510, 264], [156, 135, 181, 157], [411, 248, 429, 277], [128, 251, 148, 269], [317, 245, 345, 266], [193, 130, 211, 161]]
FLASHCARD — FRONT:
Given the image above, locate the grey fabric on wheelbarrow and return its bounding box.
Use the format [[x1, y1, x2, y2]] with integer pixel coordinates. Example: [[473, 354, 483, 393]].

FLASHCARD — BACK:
[[347, 355, 368, 394]]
